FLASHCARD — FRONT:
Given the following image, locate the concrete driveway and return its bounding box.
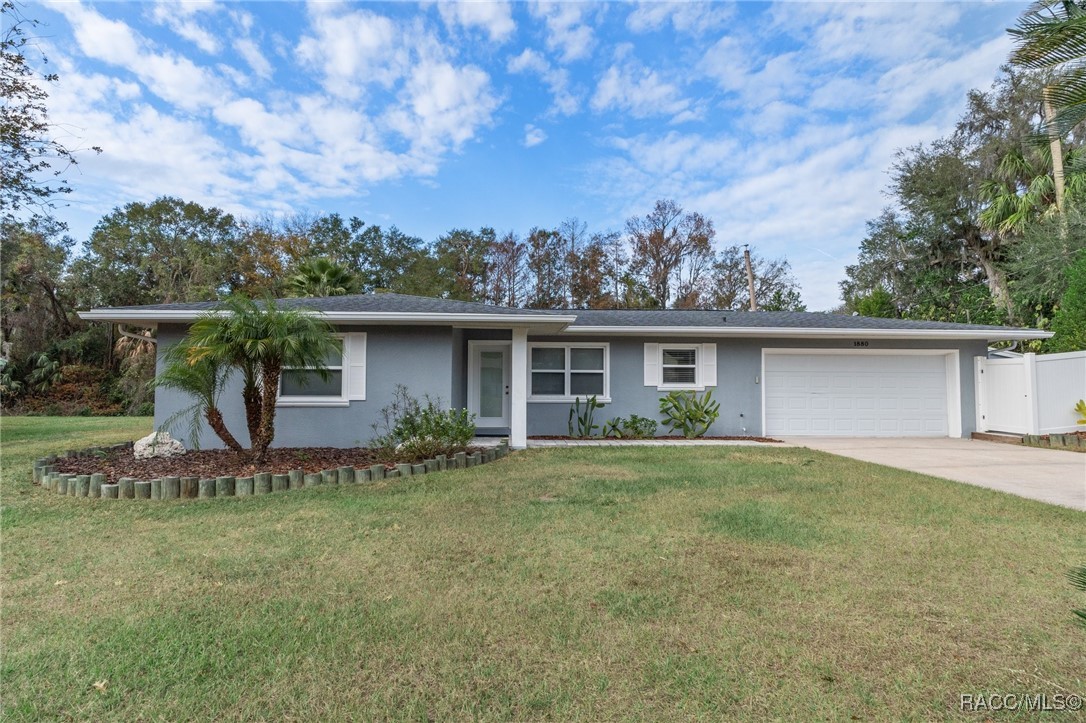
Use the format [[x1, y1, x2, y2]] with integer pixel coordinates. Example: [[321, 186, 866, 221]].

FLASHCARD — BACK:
[[782, 437, 1085, 511]]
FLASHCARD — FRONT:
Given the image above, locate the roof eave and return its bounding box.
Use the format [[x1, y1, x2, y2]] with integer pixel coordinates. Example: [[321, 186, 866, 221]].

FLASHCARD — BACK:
[[560, 325, 1054, 341], [78, 309, 577, 330]]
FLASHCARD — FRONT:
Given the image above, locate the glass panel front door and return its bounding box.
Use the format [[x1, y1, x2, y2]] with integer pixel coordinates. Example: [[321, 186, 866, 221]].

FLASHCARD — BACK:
[[479, 351, 504, 418], [472, 344, 510, 427]]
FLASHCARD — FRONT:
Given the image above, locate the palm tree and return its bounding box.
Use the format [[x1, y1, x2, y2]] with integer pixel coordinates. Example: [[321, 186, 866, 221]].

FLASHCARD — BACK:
[[286, 258, 360, 298], [154, 343, 243, 452], [978, 145, 1086, 234], [181, 295, 340, 461], [1010, 1, 1086, 206], [1011, 2, 1086, 134]]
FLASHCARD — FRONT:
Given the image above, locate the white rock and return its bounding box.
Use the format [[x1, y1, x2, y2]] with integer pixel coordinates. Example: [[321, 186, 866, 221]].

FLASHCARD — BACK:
[[133, 431, 186, 460]]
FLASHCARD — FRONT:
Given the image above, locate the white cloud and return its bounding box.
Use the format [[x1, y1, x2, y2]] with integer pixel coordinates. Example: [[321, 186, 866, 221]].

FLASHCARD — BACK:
[[524, 124, 547, 147], [234, 37, 273, 79], [626, 2, 735, 35], [770, 2, 962, 67], [45, 1, 501, 225], [507, 48, 578, 115], [591, 60, 689, 120], [295, 4, 406, 100], [385, 58, 499, 157], [438, 1, 515, 42], [148, 1, 221, 54], [56, 3, 229, 112], [529, 1, 594, 62]]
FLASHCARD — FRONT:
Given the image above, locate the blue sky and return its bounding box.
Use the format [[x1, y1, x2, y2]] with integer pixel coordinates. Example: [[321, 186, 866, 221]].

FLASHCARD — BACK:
[[36, 1, 1024, 310]]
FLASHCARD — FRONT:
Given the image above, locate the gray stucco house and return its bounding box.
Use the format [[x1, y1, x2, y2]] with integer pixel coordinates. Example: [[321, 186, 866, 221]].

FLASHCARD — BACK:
[[80, 293, 1051, 449]]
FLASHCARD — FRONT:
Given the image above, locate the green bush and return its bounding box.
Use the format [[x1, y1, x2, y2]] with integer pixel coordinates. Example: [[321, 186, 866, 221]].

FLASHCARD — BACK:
[[659, 390, 721, 439], [371, 384, 476, 460], [602, 414, 658, 439], [568, 395, 604, 438]]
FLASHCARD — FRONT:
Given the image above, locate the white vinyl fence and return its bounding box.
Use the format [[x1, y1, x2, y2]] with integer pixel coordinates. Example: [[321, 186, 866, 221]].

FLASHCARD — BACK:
[[975, 351, 1086, 435]]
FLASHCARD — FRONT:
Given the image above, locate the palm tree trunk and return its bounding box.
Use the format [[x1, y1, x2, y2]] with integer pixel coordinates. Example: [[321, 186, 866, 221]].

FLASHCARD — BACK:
[[252, 361, 281, 462], [1044, 87, 1067, 214], [242, 381, 261, 447], [205, 406, 245, 453]]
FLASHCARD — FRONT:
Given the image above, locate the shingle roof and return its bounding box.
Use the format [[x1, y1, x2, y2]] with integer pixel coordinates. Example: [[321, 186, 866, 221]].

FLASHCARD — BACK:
[[80, 292, 1048, 337], [94, 292, 558, 316], [565, 308, 1036, 332]]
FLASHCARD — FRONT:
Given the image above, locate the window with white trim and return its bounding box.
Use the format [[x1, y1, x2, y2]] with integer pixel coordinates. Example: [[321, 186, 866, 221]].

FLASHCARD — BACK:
[[277, 333, 367, 406], [529, 343, 609, 400], [661, 347, 698, 386], [644, 342, 716, 390]]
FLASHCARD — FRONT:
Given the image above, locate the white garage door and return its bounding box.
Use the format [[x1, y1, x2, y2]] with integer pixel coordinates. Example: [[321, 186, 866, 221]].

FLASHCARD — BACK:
[[764, 353, 949, 437]]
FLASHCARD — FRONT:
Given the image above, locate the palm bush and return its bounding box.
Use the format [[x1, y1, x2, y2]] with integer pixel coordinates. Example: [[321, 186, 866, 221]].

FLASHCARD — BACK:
[[154, 343, 241, 452], [287, 257, 360, 298], [160, 294, 340, 461], [659, 390, 721, 439]]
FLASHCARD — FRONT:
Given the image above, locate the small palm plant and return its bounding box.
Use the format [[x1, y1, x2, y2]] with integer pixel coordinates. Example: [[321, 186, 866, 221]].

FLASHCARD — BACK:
[[154, 344, 242, 452], [160, 294, 341, 461], [1075, 399, 1086, 424]]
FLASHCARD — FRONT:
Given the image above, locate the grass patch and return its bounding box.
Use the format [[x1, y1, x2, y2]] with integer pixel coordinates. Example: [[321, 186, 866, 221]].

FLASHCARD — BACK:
[[703, 499, 822, 547], [2, 418, 1084, 720]]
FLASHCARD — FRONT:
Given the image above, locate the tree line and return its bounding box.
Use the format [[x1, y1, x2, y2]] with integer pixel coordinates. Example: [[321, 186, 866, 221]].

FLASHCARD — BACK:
[[0, 196, 804, 413]]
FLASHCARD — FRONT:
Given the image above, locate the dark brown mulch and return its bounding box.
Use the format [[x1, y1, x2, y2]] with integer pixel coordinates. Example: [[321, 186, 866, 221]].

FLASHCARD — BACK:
[[53, 447, 451, 484], [528, 435, 783, 443]]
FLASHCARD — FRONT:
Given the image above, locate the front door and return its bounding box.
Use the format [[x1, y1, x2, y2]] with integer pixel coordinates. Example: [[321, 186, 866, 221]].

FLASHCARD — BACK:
[[469, 343, 511, 428]]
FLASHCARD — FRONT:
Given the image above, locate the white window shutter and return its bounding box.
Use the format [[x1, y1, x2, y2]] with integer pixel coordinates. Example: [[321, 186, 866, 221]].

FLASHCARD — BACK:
[[644, 343, 660, 386], [700, 343, 717, 387], [346, 333, 367, 400]]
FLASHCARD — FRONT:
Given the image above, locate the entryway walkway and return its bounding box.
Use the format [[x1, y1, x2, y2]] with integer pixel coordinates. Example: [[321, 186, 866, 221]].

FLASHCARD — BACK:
[[472, 437, 777, 448], [526, 439, 777, 447], [783, 437, 1086, 511]]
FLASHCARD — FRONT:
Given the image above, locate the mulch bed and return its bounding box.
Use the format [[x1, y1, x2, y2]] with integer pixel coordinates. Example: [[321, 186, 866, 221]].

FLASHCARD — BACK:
[[529, 435, 783, 443], [54, 447, 425, 484]]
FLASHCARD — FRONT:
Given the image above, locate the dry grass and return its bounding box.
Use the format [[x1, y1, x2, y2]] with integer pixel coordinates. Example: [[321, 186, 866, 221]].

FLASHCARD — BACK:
[[2, 418, 1084, 720]]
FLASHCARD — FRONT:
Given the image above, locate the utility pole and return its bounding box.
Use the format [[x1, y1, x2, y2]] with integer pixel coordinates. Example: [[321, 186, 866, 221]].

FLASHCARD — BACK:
[[743, 244, 758, 312]]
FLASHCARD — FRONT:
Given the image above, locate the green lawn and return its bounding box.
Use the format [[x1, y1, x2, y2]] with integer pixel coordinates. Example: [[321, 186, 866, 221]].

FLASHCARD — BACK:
[[2, 417, 1083, 720]]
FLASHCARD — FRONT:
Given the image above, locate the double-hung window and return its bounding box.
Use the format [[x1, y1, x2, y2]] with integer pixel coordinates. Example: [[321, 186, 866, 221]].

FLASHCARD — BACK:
[[277, 333, 367, 406], [529, 343, 609, 401], [661, 347, 698, 386], [644, 342, 717, 390]]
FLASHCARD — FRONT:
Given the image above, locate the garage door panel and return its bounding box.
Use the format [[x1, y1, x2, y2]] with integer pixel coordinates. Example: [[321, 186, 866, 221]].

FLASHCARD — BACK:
[[765, 353, 948, 437]]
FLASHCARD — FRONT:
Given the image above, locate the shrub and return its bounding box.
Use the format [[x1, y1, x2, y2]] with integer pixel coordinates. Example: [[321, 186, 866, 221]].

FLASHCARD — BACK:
[[602, 414, 658, 439], [13, 364, 123, 416], [371, 385, 476, 460], [568, 395, 603, 438], [658, 390, 721, 439]]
